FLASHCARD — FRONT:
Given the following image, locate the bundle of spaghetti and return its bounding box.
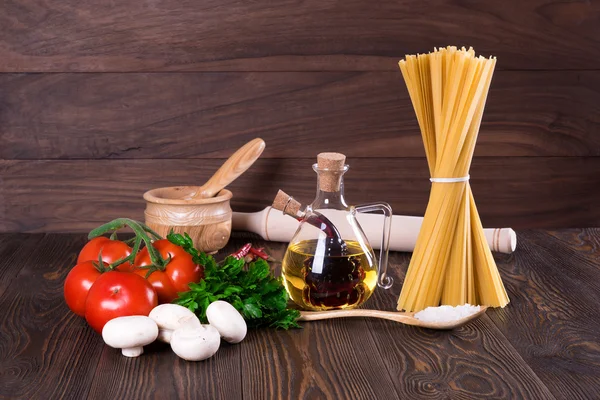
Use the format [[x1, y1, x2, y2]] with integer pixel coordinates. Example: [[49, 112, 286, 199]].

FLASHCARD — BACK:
[[397, 46, 509, 312]]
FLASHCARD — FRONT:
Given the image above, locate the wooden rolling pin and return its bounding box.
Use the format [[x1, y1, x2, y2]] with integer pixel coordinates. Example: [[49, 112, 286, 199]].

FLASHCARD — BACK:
[[232, 207, 517, 254]]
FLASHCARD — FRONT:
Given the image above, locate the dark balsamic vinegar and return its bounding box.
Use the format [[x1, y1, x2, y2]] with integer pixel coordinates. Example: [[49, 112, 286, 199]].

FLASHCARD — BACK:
[[281, 239, 377, 310]]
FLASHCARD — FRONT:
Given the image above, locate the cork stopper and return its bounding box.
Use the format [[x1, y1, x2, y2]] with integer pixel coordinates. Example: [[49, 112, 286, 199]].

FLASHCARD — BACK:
[[316, 152, 346, 192], [317, 152, 346, 170], [272, 190, 302, 216]]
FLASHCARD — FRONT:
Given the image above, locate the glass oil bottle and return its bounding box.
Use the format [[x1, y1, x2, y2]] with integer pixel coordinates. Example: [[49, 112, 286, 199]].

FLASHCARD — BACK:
[[272, 152, 393, 311]]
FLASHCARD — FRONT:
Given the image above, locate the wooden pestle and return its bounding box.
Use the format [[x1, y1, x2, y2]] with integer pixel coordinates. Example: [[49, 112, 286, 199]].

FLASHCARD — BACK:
[[188, 138, 266, 199]]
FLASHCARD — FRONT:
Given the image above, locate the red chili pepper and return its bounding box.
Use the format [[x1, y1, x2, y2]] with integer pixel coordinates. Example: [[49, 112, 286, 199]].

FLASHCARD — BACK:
[[232, 243, 252, 260], [249, 247, 269, 260]]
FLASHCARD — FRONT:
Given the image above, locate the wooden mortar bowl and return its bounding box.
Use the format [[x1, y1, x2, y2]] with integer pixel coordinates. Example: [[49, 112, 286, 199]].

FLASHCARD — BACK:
[[144, 186, 233, 254]]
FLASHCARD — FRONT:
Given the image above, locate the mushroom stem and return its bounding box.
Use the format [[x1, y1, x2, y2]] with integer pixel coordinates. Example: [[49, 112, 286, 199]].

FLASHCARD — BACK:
[[157, 329, 173, 343], [102, 316, 158, 358], [148, 304, 200, 344], [122, 347, 144, 357]]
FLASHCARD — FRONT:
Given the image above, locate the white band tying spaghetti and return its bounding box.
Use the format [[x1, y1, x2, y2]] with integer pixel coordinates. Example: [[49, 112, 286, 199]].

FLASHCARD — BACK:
[[430, 175, 470, 183]]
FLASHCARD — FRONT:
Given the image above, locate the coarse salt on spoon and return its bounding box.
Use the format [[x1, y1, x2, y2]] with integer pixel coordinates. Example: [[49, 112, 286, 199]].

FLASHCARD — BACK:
[[298, 305, 488, 330]]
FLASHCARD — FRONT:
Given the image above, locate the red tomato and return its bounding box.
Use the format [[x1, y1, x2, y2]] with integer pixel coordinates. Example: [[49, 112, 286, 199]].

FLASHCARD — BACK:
[[78, 237, 132, 271], [84, 271, 158, 333], [64, 261, 102, 317], [134, 239, 203, 304]]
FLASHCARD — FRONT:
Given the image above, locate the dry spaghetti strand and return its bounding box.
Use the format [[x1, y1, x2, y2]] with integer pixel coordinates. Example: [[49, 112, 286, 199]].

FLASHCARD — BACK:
[[397, 47, 509, 312]]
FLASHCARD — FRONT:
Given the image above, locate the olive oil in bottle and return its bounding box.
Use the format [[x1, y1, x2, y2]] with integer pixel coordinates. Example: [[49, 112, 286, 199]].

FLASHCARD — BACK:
[[273, 152, 394, 311], [282, 239, 378, 311]]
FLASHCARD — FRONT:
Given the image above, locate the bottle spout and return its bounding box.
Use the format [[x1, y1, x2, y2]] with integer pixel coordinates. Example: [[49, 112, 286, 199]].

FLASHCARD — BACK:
[[272, 190, 304, 219], [272, 189, 347, 249]]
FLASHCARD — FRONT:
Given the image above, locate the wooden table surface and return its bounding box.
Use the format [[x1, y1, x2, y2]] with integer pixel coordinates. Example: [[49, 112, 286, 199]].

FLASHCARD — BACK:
[[1, 230, 599, 399]]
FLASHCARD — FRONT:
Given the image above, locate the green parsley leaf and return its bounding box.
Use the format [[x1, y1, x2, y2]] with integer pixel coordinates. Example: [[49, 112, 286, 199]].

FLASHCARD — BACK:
[[168, 232, 301, 329]]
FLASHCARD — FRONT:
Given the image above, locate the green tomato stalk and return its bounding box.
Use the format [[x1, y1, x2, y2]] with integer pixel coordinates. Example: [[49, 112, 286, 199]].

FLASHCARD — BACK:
[[88, 218, 169, 272]]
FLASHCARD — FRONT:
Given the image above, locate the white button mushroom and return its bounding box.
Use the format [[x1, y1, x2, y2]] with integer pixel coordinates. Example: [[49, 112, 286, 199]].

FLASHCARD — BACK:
[[148, 304, 200, 343], [206, 300, 247, 344], [102, 316, 158, 357], [170, 318, 221, 361]]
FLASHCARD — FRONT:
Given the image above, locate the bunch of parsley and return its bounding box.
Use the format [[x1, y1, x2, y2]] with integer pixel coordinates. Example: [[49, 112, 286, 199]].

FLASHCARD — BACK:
[[168, 232, 300, 329]]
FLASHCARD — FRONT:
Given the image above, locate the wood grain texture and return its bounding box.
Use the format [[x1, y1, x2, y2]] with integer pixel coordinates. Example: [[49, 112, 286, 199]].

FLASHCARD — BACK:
[[239, 242, 400, 399], [0, 234, 242, 400], [192, 137, 265, 198], [1, 0, 599, 72], [360, 251, 556, 399], [298, 307, 488, 330], [0, 234, 104, 400], [1, 157, 599, 233], [149, 222, 232, 255], [0, 233, 45, 297], [86, 332, 242, 399], [144, 186, 233, 253], [1, 71, 600, 159], [83, 239, 243, 400], [240, 321, 403, 400], [2, 232, 600, 398], [489, 230, 600, 399], [545, 228, 600, 264]]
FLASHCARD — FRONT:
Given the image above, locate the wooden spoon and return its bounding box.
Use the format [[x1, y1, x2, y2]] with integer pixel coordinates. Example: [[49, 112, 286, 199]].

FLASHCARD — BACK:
[[188, 138, 266, 199], [299, 306, 488, 330]]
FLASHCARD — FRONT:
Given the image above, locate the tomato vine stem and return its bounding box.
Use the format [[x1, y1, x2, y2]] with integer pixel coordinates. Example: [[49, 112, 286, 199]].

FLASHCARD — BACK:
[[88, 218, 169, 270]]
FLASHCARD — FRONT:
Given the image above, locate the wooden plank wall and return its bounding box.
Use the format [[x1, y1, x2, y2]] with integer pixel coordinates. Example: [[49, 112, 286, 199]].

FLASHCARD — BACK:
[[1, 0, 599, 232]]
